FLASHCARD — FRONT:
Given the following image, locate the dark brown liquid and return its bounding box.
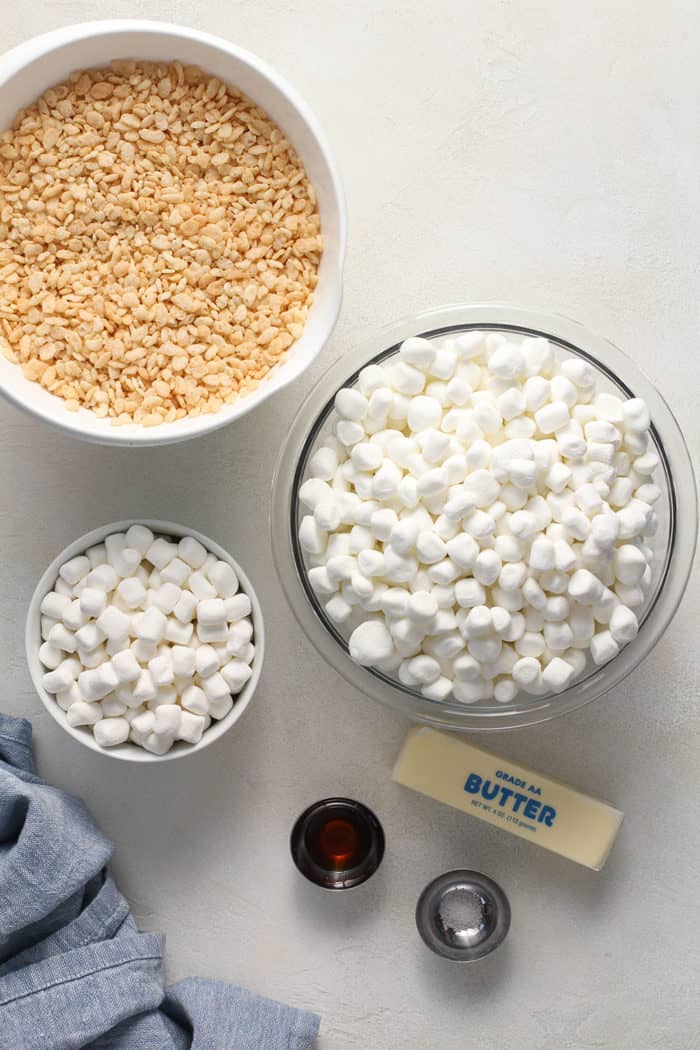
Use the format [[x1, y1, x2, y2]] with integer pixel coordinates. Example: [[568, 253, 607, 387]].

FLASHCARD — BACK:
[[305, 807, 373, 872], [291, 797, 385, 889]]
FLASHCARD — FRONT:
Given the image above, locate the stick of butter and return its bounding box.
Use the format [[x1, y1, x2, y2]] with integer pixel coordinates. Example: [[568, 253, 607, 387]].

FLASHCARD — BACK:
[[392, 728, 623, 870]]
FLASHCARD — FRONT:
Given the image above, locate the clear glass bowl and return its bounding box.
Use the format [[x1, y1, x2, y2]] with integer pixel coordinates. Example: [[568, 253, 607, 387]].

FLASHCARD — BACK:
[[272, 304, 697, 731]]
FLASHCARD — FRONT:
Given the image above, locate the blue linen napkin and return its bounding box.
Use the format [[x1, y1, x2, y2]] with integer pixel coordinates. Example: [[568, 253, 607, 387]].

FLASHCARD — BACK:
[[0, 714, 320, 1050]]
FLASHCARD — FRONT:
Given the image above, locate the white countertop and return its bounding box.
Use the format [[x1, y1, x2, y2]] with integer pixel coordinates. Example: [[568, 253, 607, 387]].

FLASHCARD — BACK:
[[2, 3, 698, 1048]]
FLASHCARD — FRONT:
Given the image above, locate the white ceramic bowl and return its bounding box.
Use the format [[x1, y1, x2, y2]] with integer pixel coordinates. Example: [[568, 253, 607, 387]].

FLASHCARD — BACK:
[[0, 21, 346, 446], [26, 519, 265, 762]]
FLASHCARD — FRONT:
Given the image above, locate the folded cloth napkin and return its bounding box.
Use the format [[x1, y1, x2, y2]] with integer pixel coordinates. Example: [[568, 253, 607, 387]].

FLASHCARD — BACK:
[[0, 715, 320, 1050]]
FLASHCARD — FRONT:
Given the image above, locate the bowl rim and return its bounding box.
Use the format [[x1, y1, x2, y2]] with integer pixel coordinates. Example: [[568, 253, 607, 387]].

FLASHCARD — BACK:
[[26, 517, 265, 762], [271, 302, 698, 731], [0, 20, 347, 447]]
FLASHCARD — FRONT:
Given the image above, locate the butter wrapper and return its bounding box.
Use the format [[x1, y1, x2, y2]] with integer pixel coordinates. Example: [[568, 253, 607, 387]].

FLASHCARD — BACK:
[[393, 727, 623, 870]]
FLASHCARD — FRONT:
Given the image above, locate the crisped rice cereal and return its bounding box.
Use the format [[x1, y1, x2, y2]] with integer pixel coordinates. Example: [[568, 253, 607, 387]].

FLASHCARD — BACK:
[[0, 61, 322, 424]]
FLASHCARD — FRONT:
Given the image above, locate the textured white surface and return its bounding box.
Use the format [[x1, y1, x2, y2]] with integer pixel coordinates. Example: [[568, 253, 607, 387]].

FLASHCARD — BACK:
[[1, 3, 698, 1048]]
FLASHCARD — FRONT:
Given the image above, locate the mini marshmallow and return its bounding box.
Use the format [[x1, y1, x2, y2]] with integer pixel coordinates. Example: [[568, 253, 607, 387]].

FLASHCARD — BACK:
[[406, 654, 441, 685], [523, 577, 547, 610], [407, 591, 439, 624], [221, 659, 253, 693], [77, 664, 117, 702], [204, 561, 238, 598], [515, 632, 546, 658], [76, 587, 107, 619], [406, 395, 442, 432], [142, 732, 175, 755], [544, 621, 574, 651], [157, 557, 189, 587], [131, 638, 158, 663], [171, 590, 197, 624], [622, 397, 651, 432], [101, 695, 128, 718], [501, 612, 525, 643], [556, 424, 587, 459], [428, 347, 457, 380], [498, 561, 527, 592], [509, 510, 539, 540], [55, 682, 83, 712], [196, 621, 229, 643], [224, 594, 252, 621], [59, 556, 90, 586], [529, 537, 556, 572], [197, 597, 227, 626], [41, 591, 71, 619], [194, 645, 220, 678], [112, 547, 141, 578], [206, 693, 233, 720], [74, 622, 105, 652], [418, 429, 451, 464], [543, 595, 570, 621], [335, 387, 368, 421], [124, 524, 154, 556], [464, 605, 492, 639], [454, 579, 487, 609], [495, 533, 524, 564], [542, 656, 576, 692], [391, 361, 426, 396], [188, 570, 218, 600], [201, 672, 230, 704], [96, 605, 131, 642], [614, 544, 647, 585], [309, 445, 340, 480], [46, 622, 77, 654], [349, 621, 395, 665], [399, 336, 436, 370], [173, 536, 207, 571], [568, 569, 605, 604], [86, 564, 118, 593], [544, 461, 572, 493], [133, 669, 157, 704], [461, 509, 495, 539], [473, 549, 501, 586], [179, 683, 208, 716], [508, 458, 537, 490], [146, 537, 179, 570], [609, 605, 639, 644], [368, 387, 395, 419], [512, 657, 542, 688], [111, 649, 141, 684], [80, 645, 108, 669], [152, 704, 182, 737], [39, 642, 63, 669], [135, 607, 167, 644], [462, 468, 500, 508], [67, 701, 102, 727], [177, 710, 206, 744], [86, 544, 107, 569], [535, 401, 570, 435], [617, 500, 652, 538], [115, 577, 147, 609], [164, 619, 194, 645], [89, 718, 128, 751], [590, 629, 619, 665]]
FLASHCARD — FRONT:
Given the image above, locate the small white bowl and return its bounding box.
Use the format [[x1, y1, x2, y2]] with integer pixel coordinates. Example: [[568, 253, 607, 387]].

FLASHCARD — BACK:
[[26, 519, 265, 762], [0, 20, 346, 446]]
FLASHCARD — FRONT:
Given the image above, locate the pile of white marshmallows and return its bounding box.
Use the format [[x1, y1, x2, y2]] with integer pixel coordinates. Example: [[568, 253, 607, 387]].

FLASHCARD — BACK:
[[38, 526, 255, 752], [299, 331, 660, 704]]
